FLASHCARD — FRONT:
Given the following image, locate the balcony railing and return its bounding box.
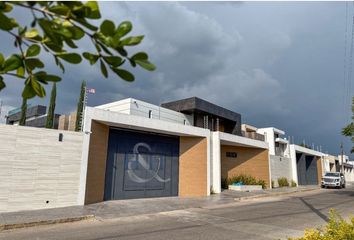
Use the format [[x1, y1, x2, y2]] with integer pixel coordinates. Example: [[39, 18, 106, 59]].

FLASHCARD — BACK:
[[241, 131, 265, 141]]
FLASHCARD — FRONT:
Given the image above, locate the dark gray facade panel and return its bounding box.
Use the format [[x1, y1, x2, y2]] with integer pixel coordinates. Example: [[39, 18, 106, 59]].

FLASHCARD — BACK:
[[161, 97, 242, 135], [7, 105, 47, 123], [161, 97, 241, 122], [104, 129, 179, 200], [296, 153, 318, 185]]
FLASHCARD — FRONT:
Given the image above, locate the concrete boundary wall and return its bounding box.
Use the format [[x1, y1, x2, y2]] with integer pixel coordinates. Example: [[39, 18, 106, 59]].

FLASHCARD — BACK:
[[0, 125, 84, 213], [269, 155, 293, 187]]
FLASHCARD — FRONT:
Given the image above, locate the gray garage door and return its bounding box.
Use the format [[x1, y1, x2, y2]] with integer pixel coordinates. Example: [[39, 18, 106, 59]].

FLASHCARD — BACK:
[[296, 153, 318, 185], [104, 129, 179, 200]]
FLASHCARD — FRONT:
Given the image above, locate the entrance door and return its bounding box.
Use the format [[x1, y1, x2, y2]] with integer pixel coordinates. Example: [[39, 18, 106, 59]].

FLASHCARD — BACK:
[[305, 156, 318, 185], [296, 153, 306, 185], [104, 129, 179, 200], [296, 153, 318, 185]]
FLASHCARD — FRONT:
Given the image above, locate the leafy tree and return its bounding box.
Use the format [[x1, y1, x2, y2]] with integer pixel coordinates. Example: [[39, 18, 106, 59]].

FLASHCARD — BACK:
[[45, 82, 56, 128], [342, 97, 354, 153], [75, 80, 85, 131], [19, 97, 27, 126], [0, 1, 155, 100]]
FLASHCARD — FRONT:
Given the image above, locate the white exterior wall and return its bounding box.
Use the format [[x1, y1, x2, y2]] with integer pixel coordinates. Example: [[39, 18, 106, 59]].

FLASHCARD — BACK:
[[344, 165, 354, 182], [0, 125, 84, 213], [96, 98, 193, 126], [211, 132, 221, 193], [257, 128, 275, 155]]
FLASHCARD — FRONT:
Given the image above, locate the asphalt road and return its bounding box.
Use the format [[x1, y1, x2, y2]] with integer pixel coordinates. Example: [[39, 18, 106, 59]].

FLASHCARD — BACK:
[[1, 186, 354, 240]]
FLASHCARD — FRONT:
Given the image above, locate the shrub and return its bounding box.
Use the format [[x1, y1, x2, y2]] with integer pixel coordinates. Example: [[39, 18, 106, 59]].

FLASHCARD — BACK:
[[289, 209, 354, 240], [291, 180, 297, 187], [278, 177, 289, 187], [222, 174, 267, 189]]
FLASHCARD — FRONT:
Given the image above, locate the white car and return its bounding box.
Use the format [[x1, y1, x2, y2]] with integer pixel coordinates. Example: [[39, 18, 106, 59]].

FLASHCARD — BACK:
[[321, 172, 346, 189]]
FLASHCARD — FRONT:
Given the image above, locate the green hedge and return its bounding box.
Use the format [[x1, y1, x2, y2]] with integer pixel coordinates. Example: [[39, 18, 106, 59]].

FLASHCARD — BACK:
[[278, 177, 289, 187], [221, 174, 266, 189]]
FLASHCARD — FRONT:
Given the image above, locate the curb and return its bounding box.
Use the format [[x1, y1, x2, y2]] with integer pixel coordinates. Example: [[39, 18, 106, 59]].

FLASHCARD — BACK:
[[234, 187, 320, 201], [0, 214, 95, 232]]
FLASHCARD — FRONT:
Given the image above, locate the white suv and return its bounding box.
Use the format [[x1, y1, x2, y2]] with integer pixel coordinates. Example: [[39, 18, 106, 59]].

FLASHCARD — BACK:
[[321, 172, 346, 189]]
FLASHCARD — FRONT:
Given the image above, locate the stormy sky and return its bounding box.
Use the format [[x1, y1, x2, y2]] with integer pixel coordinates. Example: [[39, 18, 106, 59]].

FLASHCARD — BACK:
[[0, 2, 352, 156]]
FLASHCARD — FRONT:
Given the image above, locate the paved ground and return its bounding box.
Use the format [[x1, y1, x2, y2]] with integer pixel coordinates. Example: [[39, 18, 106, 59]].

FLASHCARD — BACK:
[[0, 185, 318, 226], [1, 186, 353, 240]]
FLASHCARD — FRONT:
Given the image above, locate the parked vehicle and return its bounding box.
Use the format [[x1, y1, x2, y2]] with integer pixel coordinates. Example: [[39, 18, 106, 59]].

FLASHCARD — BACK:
[[321, 172, 346, 189]]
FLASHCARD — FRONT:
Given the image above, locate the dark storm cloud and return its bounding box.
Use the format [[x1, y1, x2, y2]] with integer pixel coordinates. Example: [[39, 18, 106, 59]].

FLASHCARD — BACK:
[[0, 2, 351, 155]]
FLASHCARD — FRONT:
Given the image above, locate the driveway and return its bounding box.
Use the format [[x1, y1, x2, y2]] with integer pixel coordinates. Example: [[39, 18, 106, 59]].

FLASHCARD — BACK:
[[1, 185, 353, 240]]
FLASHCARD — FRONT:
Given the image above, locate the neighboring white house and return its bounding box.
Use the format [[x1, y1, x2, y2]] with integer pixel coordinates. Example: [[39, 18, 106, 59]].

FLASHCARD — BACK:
[[95, 98, 194, 126], [256, 127, 292, 187], [338, 154, 354, 182]]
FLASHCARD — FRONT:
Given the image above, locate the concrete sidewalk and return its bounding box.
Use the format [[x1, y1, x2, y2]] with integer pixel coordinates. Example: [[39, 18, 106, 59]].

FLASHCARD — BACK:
[[0, 186, 320, 231]]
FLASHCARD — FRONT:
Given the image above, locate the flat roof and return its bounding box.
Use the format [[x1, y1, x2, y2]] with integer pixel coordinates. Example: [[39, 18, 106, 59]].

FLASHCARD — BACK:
[[161, 97, 241, 122]]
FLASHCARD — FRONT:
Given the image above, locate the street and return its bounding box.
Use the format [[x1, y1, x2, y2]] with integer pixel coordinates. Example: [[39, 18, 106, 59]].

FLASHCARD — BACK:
[[1, 186, 354, 240]]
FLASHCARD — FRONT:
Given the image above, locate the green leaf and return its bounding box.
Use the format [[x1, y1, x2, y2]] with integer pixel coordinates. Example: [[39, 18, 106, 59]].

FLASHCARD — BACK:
[[25, 58, 44, 70], [24, 29, 39, 38], [30, 76, 46, 97], [22, 77, 38, 99], [44, 75, 61, 82], [100, 59, 108, 78], [100, 20, 115, 36], [68, 26, 85, 40], [3, 54, 22, 72], [0, 2, 13, 13], [57, 52, 82, 64], [131, 52, 148, 61], [65, 39, 78, 48], [116, 21, 132, 38], [111, 68, 135, 82], [44, 40, 63, 52], [48, 5, 70, 15], [135, 59, 156, 71], [0, 53, 4, 68], [103, 56, 122, 67], [16, 66, 25, 77], [26, 44, 41, 57], [35, 72, 62, 83], [54, 27, 73, 38], [83, 52, 99, 65], [85, 1, 101, 19], [0, 76, 5, 91], [116, 47, 127, 57], [120, 35, 144, 46], [0, 11, 17, 31]]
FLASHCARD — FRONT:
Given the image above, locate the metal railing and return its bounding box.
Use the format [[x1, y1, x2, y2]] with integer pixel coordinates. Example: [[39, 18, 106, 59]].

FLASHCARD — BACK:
[[241, 131, 265, 141]]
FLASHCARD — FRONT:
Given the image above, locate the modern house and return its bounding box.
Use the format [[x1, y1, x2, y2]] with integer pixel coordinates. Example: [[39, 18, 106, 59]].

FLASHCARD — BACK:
[[82, 97, 270, 204], [256, 127, 292, 187], [6, 105, 60, 129]]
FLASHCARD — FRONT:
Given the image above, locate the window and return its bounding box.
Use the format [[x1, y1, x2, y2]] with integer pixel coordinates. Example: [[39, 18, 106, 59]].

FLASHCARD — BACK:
[[148, 110, 152, 119], [183, 120, 186, 125]]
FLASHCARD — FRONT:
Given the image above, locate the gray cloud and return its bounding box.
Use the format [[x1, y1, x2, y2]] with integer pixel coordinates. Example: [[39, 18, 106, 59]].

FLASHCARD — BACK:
[[0, 2, 352, 156]]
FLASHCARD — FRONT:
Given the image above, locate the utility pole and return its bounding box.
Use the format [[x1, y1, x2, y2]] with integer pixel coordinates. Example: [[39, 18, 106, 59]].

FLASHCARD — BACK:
[[340, 142, 344, 173]]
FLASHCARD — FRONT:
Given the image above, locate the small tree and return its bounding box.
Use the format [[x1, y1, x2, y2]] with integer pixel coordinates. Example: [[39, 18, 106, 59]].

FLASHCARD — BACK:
[[45, 83, 56, 128], [0, 1, 155, 100], [19, 97, 27, 126], [342, 97, 354, 153], [75, 81, 86, 131]]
